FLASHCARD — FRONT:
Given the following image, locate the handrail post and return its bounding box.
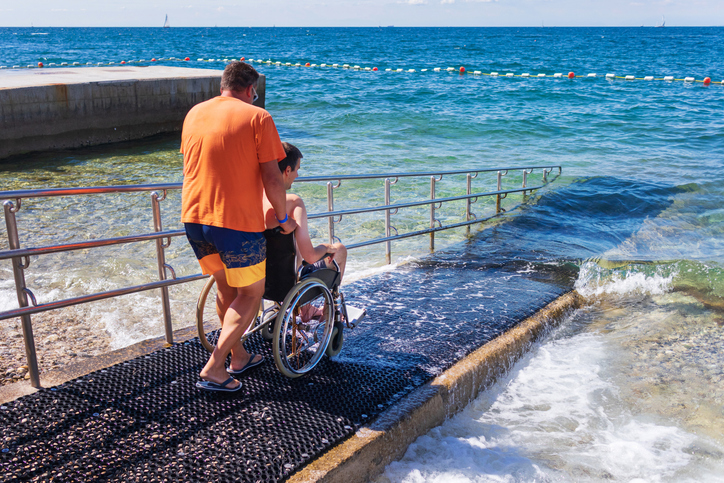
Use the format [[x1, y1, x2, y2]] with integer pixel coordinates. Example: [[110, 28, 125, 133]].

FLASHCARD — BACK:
[[4, 200, 40, 388], [151, 191, 173, 344], [496, 170, 506, 214], [385, 178, 392, 264], [430, 176, 436, 252], [466, 173, 472, 236], [522, 168, 532, 200], [327, 181, 334, 245]]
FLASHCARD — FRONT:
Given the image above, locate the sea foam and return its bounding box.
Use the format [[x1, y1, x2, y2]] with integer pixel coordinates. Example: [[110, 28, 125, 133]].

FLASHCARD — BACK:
[[574, 261, 675, 298], [377, 319, 723, 482]]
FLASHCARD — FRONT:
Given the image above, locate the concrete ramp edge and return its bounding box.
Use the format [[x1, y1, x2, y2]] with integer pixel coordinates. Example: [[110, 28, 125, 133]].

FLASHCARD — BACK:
[[290, 290, 583, 483]]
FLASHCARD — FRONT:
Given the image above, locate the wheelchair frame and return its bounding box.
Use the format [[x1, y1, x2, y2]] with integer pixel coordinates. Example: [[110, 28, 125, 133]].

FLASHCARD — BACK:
[[196, 259, 357, 378]]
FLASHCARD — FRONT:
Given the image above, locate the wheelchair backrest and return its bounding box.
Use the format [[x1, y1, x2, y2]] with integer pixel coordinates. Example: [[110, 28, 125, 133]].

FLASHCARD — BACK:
[[263, 229, 297, 303]]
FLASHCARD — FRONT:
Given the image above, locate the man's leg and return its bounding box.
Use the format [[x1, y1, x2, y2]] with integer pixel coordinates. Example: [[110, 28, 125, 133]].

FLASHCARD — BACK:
[[211, 268, 258, 369], [199, 277, 265, 386]]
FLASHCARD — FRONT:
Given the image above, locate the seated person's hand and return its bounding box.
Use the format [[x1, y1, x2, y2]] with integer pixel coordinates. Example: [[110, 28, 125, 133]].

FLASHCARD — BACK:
[[319, 244, 338, 263], [320, 243, 337, 256]]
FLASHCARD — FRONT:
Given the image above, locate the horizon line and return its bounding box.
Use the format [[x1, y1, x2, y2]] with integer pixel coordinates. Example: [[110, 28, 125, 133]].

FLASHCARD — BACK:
[[3, 25, 724, 28]]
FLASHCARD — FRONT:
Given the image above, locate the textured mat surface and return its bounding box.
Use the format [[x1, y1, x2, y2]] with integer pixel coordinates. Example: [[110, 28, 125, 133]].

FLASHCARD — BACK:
[[0, 256, 572, 482]]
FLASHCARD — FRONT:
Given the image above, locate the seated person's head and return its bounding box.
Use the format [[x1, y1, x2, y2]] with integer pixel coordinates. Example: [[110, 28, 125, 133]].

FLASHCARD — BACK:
[[279, 142, 303, 190]]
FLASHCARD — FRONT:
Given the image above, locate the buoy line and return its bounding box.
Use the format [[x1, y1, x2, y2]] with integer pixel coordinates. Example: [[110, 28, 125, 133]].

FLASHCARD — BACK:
[[1, 56, 721, 86]]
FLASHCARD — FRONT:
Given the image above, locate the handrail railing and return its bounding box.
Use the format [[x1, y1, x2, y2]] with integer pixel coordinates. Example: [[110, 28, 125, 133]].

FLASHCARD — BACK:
[[1, 165, 561, 387]]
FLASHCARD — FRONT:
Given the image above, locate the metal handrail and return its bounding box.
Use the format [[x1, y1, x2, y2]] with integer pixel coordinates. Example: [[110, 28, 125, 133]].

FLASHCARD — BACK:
[[0, 230, 182, 261], [0, 183, 180, 201], [307, 186, 542, 220], [1, 165, 561, 387], [0, 166, 559, 200], [0, 274, 207, 320]]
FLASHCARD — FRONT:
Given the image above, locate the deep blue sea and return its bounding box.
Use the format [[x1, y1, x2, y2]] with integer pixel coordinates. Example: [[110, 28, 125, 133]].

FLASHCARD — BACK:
[[1, 27, 724, 481]]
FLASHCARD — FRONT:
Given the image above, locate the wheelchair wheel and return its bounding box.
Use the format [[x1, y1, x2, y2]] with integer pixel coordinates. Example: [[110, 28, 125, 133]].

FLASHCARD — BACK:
[[196, 276, 218, 353], [325, 322, 345, 357], [273, 278, 334, 378]]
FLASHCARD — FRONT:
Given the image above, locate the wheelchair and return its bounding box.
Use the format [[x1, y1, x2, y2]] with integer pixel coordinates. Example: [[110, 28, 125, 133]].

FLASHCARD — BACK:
[[196, 228, 364, 378]]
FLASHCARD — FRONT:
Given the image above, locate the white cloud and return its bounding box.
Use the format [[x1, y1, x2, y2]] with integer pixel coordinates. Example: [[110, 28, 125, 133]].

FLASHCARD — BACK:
[[404, 0, 428, 4], [441, 0, 497, 4]]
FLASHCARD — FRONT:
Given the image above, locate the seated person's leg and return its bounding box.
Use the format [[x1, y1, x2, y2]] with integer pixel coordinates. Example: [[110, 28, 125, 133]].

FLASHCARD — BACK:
[[330, 242, 347, 280]]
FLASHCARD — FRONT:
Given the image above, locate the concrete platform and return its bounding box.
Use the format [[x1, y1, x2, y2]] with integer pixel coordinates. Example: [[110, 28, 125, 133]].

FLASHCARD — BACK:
[[0, 66, 266, 160]]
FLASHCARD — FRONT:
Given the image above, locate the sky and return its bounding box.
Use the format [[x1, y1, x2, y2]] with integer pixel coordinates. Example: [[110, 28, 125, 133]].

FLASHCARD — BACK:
[[0, 0, 721, 27]]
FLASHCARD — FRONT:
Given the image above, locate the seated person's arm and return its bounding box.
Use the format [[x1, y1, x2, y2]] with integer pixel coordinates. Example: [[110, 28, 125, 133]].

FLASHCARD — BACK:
[[289, 195, 337, 264]]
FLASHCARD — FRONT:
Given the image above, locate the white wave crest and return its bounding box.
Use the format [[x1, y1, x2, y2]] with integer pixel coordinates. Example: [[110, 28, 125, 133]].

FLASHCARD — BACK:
[[574, 261, 676, 298]]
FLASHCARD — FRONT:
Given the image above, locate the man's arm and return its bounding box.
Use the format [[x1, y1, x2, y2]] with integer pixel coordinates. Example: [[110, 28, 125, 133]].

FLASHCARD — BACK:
[[260, 161, 297, 234], [289, 196, 336, 263]]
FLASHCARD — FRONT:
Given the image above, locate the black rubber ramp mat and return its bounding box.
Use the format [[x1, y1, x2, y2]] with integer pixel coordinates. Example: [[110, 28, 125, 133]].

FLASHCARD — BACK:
[[0, 258, 572, 482]]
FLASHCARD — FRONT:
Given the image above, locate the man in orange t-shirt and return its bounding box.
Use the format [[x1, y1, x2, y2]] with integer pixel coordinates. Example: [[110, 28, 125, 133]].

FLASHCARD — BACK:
[[181, 62, 297, 392]]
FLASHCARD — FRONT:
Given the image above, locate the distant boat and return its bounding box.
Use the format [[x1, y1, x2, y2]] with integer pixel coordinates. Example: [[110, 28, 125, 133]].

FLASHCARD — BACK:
[[656, 15, 665, 27], [163, 15, 170, 28]]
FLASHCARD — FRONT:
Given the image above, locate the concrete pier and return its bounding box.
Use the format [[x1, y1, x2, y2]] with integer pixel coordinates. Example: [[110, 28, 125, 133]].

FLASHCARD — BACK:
[[0, 66, 266, 160]]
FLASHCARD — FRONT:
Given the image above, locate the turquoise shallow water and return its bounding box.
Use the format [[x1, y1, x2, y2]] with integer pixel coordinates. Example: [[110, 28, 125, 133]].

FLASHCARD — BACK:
[[1, 27, 724, 480]]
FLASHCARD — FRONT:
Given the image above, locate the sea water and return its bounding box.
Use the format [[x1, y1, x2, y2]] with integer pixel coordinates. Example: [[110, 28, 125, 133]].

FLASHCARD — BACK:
[[1, 27, 723, 480]]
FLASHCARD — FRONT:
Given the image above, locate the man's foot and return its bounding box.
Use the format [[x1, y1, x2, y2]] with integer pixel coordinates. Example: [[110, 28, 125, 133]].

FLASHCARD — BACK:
[[227, 354, 264, 376], [196, 376, 242, 392]]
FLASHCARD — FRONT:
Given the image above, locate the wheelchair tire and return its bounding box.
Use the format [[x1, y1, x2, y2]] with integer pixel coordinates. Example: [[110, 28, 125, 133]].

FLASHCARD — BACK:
[[196, 276, 217, 353], [325, 322, 345, 357], [273, 277, 335, 378], [260, 307, 278, 341]]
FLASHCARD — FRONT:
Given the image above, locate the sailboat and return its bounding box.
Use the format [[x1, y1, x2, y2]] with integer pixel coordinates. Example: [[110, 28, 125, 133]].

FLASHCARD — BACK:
[[656, 15, 665, 27], [163, 15, 170, 28]]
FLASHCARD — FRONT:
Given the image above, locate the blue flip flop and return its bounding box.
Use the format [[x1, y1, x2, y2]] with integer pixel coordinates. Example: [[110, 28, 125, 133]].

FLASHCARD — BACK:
[[195, 376, 242, 393], [226, 354, 264, 376]]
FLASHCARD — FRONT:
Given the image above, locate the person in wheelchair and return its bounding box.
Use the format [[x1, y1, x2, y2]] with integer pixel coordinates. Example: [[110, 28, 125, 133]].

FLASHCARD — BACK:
[[262, 142, 363, 325]]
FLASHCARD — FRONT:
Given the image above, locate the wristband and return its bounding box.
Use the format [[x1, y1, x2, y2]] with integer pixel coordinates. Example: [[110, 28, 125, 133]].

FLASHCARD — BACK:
[[276, 213, 288, 224]]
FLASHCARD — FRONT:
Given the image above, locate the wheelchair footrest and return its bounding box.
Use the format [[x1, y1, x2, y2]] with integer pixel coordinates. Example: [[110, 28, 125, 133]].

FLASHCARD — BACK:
[[344, 305, 366, 329]]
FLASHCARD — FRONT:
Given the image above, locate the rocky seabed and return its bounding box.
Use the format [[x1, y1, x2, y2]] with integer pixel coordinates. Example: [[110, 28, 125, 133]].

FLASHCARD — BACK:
[[0, 309, 111, 386]]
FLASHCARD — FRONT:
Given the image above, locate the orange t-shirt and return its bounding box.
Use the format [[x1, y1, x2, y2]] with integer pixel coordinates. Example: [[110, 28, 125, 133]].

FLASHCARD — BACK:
[[180, 96, 286, 233]]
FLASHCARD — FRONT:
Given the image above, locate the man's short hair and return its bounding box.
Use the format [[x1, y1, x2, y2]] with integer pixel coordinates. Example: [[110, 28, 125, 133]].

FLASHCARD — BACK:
[[278, 142, 303, 173], [220, 62, 260, 91]]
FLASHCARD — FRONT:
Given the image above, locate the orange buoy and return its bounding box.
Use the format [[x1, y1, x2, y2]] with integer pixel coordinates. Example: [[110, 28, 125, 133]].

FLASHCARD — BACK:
[[120, 61, 126, 64], [373, 67, 378, 71], [703, 77, 711, 85], [460, 66, 465, 73], [151, 58, 156, 62], [568, 72, 575, 79], [38, 62, 43, 68], [240, 57, 245, 61], [184, 57, 190, 61], [305, 62, 310, 67]]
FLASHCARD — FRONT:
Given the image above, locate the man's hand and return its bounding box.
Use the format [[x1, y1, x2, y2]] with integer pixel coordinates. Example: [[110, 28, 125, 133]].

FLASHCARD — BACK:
[[279, 217, 297, 235]]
